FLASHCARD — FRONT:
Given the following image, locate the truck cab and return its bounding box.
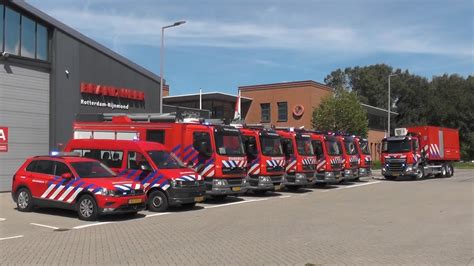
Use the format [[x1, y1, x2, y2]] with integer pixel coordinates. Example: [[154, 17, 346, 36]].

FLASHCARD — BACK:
[[381, 135, 422, 180], [276, 129, 316, 190], [354, 137, 372, 177], [310, 133, 344, 185], [73, 113, 248, 199], [337, 135, 360, 181], [240, 126, 285, 194], [65, 139, 206, 212]]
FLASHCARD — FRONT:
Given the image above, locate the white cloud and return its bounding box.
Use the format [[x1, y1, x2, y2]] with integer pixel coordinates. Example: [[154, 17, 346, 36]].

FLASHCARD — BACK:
[[39, 4, 473, 57]]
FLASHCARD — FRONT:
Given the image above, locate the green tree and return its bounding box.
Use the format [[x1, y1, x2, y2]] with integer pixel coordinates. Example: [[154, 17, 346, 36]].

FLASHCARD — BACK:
[[312, 87, 368, 137]]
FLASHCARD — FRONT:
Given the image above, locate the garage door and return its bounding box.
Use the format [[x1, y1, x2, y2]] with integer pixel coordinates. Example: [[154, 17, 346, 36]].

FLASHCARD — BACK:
[[0, 62, 50, 191]]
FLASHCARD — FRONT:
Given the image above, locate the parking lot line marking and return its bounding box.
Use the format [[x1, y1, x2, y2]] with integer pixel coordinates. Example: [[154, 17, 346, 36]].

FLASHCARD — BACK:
[[0, 218, 5, 222], [145, 212, 171, 218], [204, 198, 268, 209], [0, 235, 24, 241], [278, 195, 292, 199], [30, 223, 59, 230], [333, 181, 382, 191], [73, 222, 115, 230]]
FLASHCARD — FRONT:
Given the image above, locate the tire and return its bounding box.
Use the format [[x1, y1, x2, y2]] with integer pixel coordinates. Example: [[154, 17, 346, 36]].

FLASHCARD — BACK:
[[413, 166, 425, 180], [286, 186, 299, 191], [77, 195, 99, 221], [384, 176, 396, 181], [439, 164, 447, 178], [182, 202, 196, 208], [16, 188, 33, 212], [446, 164, 454, 177], [212, 195, 227, 201], [147, 190, 169, 212]]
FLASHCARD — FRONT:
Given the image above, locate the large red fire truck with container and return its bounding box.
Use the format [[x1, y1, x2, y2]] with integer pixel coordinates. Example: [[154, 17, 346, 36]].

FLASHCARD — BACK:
[[354, 136, 372, 177], [381, 126, 460, 180], [308, 132, 344, 185], [238, 125, 286, 194], [337, 135, 360, 181], [73, 114, 248, 200], [64, 139, 206, 212], [275, 128, 316, 190]]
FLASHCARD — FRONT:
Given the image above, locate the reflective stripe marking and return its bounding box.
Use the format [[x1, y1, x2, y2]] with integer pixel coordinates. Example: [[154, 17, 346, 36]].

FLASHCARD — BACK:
[[66, 188, 84, 203], [57, 186, 75, 201], [40, 185, 55, 198], [49, 185, 65, 200]]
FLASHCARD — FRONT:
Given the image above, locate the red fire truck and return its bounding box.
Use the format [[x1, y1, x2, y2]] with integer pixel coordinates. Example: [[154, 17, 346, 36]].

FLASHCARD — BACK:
[[381, 126, 460, 180], [337, 135, 360, 181], [354, 136, 372, 177], [73, 114, 248, 199], [309, 132, 344, 185], [275, 128, 316, 190], [239, 125, 286, 194]]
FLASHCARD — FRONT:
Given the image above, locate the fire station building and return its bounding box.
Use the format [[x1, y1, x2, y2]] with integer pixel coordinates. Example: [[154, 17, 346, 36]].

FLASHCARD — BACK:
[[0, 2, 170, 191]]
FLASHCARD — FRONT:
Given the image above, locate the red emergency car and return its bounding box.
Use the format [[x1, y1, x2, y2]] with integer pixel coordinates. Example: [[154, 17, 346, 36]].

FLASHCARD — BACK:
[[11, 154, 146, 220], [65, 139, 206, 212]]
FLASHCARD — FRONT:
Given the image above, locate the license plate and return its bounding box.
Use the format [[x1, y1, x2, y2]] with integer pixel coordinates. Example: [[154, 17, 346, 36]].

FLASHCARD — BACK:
[[128, 198, 142, 204], [232, 187, 241, 192], [392, 172, 400, 176], [194, 196, 204, 202], [274, 185, 282, 191]]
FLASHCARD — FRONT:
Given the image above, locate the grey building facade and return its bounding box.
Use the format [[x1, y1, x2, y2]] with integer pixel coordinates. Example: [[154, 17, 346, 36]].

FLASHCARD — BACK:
[[0, 1, 164, 191]]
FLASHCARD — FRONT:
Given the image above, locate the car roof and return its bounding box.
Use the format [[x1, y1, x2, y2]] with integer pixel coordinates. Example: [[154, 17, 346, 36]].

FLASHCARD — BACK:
[[31, 156, 98, 163], [68, 139, 167, 151]]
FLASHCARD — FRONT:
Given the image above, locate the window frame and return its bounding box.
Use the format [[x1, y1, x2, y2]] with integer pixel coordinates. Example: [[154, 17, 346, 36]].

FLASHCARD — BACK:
[[260, 103, 271, 123], [277, 102, 288, 122]]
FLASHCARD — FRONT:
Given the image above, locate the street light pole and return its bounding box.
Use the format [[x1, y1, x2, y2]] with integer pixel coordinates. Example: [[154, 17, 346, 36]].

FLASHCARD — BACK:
[[160, 20, 186, 114], [387, 73, 399, 137]]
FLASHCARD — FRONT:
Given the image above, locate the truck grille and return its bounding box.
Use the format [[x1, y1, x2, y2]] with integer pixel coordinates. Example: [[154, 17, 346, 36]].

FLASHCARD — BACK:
[[331, 163, 342, 170], [266, 166, 284, 172], [227, 178, 244, 185], [302, 164, 315, 171], [350, 161, 358, 168], [270, 176, 283, 182], [222, 167, 246, 175], [120, 189, 144, 196], [386, 159, 406, 172]]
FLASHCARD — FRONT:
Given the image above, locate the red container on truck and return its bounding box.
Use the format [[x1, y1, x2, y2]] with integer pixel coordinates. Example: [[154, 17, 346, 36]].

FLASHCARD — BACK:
[[275, 128, 316, 190], [239, 125, 286, 194], [308, 132, 344, 185], [381, 126, 460, 180], [73, 114, 248, 199]]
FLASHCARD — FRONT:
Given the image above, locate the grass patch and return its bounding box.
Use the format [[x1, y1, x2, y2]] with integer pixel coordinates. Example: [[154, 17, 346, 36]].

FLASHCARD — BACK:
[[372, 161, 382, 170], [454, 162, 474, 169]]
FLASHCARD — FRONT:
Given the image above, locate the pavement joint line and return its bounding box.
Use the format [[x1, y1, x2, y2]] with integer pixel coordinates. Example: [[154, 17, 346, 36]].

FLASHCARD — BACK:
[[30, 223, 59, 230], [72, 222, 115, 230], [145, 212, 171, 218], [0, 235, 24, 241], [204, 198, 269, 209]]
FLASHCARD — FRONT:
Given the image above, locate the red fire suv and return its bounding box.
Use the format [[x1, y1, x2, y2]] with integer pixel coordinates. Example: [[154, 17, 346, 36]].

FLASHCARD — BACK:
[[11, 154, 146, 220], [65, 139, 206, 212]]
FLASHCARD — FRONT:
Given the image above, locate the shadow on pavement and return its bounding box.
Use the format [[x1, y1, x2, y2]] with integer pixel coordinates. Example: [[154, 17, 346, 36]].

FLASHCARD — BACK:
[[243, 191, 283, 198]]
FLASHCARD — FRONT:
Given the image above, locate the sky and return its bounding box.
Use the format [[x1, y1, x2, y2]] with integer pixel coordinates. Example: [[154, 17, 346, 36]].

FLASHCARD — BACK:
[[28, 0, 473, 96]]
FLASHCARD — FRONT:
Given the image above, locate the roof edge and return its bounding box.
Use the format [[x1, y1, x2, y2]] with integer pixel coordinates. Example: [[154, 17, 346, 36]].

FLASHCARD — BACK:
[[239, 80, 334, 92]]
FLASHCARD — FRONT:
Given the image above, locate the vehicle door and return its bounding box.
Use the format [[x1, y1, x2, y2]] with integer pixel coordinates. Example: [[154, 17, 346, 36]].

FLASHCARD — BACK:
[[27, 160, 56, 199]]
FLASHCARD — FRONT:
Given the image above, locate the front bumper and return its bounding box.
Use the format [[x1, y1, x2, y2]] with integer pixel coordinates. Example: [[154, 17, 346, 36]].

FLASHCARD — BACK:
[[205, 178, 248, 195], [358, 167, 372, 177], [99, 195, 146, 213], [382, 165, 416, 177], [314, 171, 343, 184], [247, 175, 285, 191], [343, 168, 359, 180], [167, 184, 206, 206], [285, 173, 312, 187]]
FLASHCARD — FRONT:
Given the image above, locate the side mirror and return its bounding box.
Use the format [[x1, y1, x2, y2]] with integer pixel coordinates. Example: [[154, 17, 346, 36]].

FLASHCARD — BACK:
[[140, 163, 152, 172], [61, 173, 73, 179], [187, 161, 195, 168]]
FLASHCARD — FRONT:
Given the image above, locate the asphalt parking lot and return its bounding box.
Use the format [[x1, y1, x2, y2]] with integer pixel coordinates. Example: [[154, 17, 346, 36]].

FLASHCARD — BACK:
[[1, 170, 473, 265]]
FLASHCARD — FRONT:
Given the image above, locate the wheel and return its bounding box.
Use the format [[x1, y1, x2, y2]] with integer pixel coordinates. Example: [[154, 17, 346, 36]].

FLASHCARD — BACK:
[[438, 164, 447, 177], [212, 195, 227, 201], [147, 190, 169, 212], [182, 202, 196, 208], [77, 195, 99, 221], [446, 164, 454, 177], [16, 188, 33, 212], [384, 176, 396, 181], [413, 166, 425, 180], [315, 182, 327, 187]]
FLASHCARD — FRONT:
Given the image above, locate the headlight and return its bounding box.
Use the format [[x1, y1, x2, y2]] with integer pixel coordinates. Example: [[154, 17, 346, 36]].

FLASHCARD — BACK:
[[102, 188, 116, 196], [212, 179, 228, 187], [295, 173, 306, 179], [170, 179, 184, 187], [258, 176, 271, 182], [325, 172, 334, 177]]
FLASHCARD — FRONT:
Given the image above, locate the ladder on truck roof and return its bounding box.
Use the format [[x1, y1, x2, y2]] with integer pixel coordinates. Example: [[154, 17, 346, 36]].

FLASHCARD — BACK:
[[76, 113, 178, 123]]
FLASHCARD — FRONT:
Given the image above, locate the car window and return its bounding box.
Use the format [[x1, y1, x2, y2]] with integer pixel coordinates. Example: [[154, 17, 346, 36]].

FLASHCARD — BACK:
[[26, 161, 37, 172], [32, 160, 55, 175], [128, 151, 152, 170], [55, 162, 73, 176], [73, 149, 124, 168]]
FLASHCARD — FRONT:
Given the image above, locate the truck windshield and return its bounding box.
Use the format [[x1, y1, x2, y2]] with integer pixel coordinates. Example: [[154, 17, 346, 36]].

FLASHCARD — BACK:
[[359, 141, 371, 155], [260, 136, 283, 156], [382, 140, 411, 153], [296, 137, 314, 156], [148, 151, 186, 169], [344, 140, 358, 155], [70, 161, 116, 178], [214, 132, 245, 156], [325, 139, 342, 156]]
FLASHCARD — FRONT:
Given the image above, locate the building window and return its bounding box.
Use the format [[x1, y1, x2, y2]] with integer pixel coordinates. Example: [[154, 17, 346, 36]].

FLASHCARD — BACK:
[[260, 103, 270, 122], [1, 5, 49, 61], [5, 7, 20, 55], [277, 102, 288, 121]]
